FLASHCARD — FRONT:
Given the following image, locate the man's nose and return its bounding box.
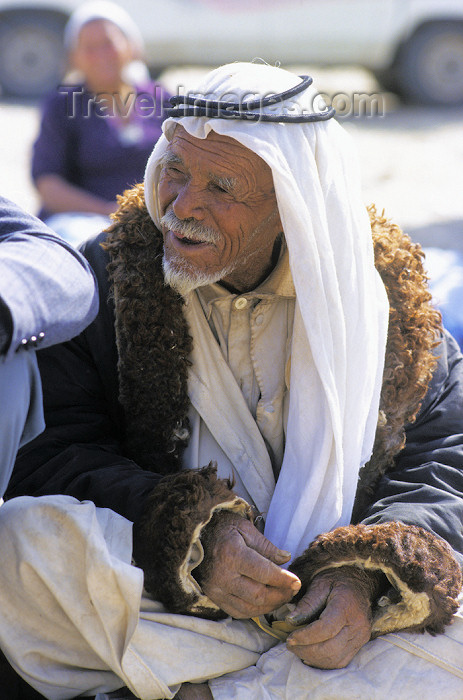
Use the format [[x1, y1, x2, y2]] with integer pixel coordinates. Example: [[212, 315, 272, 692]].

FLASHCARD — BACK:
[[172, 183, 205, 221]]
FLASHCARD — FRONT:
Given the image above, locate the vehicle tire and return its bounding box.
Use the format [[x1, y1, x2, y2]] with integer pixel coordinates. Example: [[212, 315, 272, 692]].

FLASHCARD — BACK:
[[394, 21, 463, 106], [0, 12, 67, 98], [372, 66, 400, 94]]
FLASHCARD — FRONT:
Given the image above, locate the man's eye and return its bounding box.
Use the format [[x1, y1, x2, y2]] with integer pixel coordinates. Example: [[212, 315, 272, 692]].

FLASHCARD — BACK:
[[211, 183, 231, 194]]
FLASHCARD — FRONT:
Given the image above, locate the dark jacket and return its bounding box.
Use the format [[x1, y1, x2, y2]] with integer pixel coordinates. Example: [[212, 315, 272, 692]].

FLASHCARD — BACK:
[[7, 231, 157, 523], [7, 193, 463, 573], [5, 185, 463, 649]]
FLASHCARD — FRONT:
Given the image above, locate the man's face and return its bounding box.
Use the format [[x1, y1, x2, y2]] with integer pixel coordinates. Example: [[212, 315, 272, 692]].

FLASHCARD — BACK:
[[158, 126, 282, 294]]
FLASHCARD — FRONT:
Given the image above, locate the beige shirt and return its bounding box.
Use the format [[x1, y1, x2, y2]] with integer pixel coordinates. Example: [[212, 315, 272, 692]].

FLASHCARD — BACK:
[[184, 244, 296, 483]]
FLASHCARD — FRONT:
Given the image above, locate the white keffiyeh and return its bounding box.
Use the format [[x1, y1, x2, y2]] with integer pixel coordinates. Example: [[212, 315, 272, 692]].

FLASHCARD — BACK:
[[144, 62, 389, 558]]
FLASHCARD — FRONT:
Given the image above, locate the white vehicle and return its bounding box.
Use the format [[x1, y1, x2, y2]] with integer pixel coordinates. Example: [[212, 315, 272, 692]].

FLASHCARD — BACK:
[[0, 0, 462, 105]]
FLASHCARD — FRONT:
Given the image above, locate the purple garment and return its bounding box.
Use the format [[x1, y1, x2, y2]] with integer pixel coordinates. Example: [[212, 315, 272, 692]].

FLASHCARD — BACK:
[[32, 83, 170, 219]]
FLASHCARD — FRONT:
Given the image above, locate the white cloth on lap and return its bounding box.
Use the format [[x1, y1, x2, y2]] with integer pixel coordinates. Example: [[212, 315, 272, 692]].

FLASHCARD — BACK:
[[0, 496, 274, 699], [210, 601, 463, 699], [1, 495, 462, 699]]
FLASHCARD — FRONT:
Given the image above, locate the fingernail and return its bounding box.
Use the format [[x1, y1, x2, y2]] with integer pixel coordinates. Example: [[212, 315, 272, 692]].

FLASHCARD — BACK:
[[286, 613, 304, 625], [276, 550, 291, 562], [291, 580, 301, 592]]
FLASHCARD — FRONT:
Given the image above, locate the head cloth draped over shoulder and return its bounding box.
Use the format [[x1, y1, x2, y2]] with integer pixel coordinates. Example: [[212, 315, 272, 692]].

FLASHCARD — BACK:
[[144, 62, 390, 558]]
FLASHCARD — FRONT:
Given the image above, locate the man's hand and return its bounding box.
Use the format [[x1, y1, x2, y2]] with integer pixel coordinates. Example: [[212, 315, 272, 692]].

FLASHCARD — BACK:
[[194, 511, 301, 618], [285, 566, 383, 669]]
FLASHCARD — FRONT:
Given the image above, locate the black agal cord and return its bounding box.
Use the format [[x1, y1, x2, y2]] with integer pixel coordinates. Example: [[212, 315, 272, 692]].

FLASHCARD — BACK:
[[167, 75, 335, 123]]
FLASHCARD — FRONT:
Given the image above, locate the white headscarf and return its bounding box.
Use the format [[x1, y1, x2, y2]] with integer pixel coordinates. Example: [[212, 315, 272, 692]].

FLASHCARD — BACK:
[[64, 1, 144, 54], [144, 62, 389, 557], [63, 1, 149, 85]]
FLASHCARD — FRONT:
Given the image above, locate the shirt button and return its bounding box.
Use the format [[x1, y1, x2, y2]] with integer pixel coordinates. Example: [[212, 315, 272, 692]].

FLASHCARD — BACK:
[[255, 314, 264, 326], [265, 405, 275, 414], [234, 297, 248, 310]]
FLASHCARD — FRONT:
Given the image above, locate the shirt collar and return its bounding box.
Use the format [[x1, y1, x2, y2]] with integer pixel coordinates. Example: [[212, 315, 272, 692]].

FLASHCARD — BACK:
[[196, 238, 295, 313]]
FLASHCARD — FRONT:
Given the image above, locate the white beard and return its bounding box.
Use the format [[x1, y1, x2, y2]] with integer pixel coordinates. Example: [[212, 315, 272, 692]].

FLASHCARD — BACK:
[[162, 251, 234, 296], [160, 206, 280, 296], [161, 209, 236, 295]]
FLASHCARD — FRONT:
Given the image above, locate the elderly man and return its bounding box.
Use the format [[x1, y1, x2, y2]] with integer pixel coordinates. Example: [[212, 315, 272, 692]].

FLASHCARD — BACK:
[[2, 63, 463, 699]]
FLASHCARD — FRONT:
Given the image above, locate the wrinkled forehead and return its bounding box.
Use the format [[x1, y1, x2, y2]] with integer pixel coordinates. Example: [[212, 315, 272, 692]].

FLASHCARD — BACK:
[[164, 124, 273, 180]]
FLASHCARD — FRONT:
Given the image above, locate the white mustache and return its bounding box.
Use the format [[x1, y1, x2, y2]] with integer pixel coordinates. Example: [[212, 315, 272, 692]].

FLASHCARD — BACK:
[[161, 210, 220, 244]]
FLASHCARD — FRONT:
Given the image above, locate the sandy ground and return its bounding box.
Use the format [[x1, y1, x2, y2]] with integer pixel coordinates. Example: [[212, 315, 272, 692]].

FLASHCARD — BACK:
[[1, 65, 463, 250]]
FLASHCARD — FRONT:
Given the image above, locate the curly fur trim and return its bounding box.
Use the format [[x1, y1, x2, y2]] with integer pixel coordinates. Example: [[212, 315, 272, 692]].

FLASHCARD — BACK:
[[103, 188, 442, 511], [102, 184, 192, 472], [132, 462, 252, 618], [289, 522, 462, 636], [352, 206, 442, 519]]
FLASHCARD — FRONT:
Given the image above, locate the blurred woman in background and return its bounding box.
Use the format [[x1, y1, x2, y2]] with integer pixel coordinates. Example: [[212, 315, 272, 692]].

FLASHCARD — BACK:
[[32, 0, 169, 245]]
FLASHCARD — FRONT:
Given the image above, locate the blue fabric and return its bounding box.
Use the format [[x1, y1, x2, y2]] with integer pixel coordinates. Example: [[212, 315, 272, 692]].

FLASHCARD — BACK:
[[424, 247, 463, 350], [44, 212, 111, 247], [0, 196, 99, 493], [0, 196, 99, 360], [0, 352, 44, 497]]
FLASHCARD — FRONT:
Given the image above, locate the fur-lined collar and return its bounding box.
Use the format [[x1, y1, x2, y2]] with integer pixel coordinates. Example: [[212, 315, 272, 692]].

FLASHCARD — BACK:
[[103, 184, 441, 517]]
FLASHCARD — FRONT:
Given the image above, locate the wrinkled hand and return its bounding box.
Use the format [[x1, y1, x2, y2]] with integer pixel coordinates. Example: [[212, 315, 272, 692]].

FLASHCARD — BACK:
[[194, 511, 301, 618], [285, 566, 383, 669]]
